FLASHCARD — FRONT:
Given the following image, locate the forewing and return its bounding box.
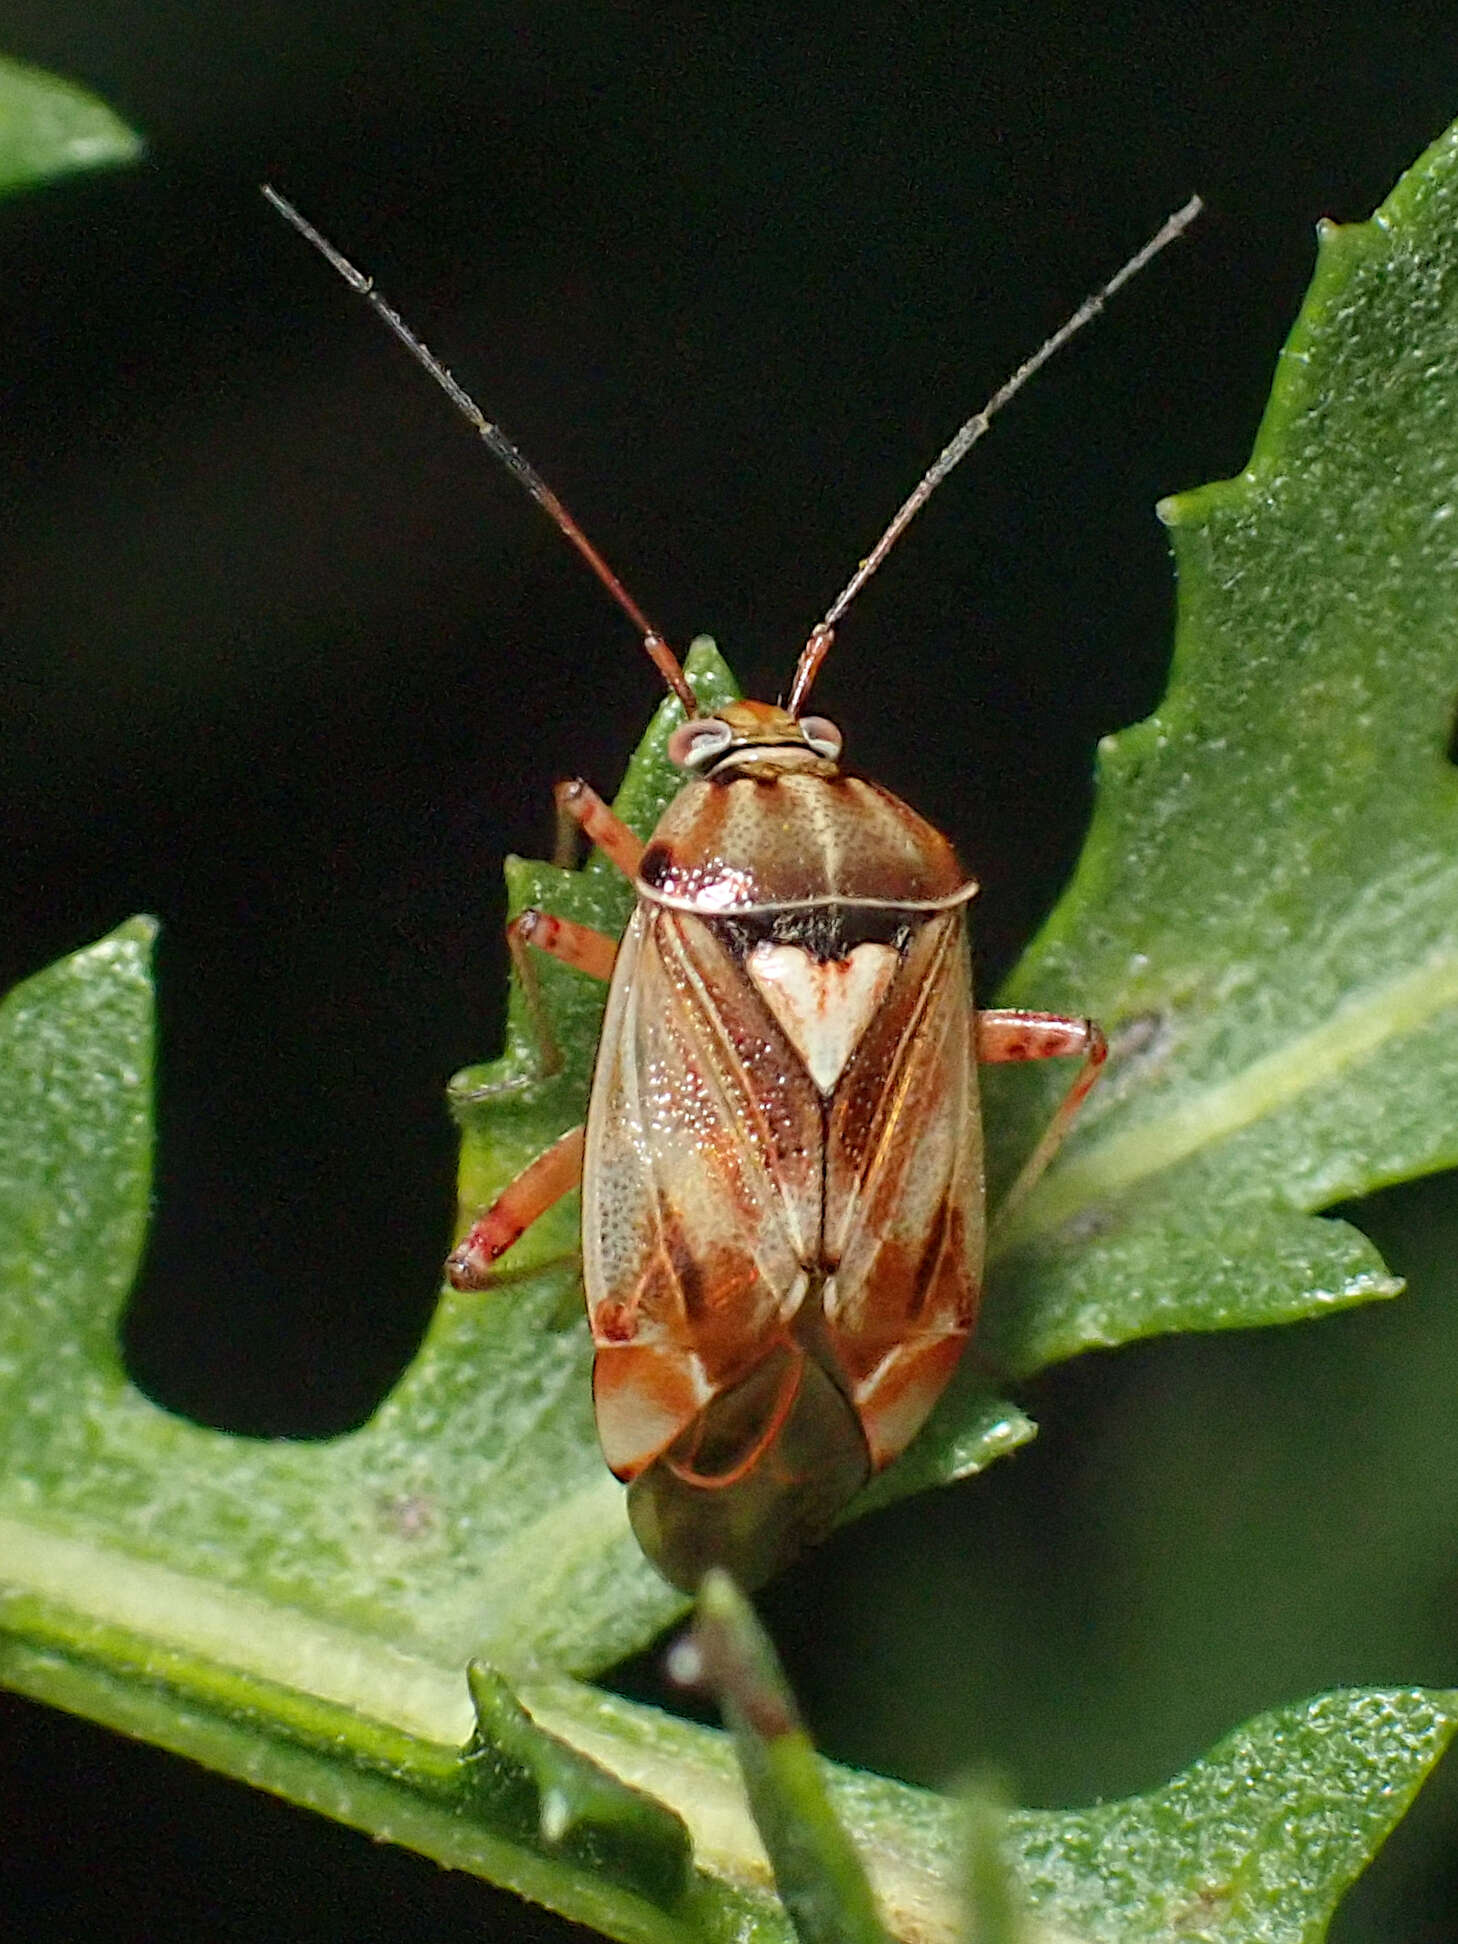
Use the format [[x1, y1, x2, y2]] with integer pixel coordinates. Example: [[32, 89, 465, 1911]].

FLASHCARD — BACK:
[[823, 909, 983, 1464], [583, 905, 823, 1476]]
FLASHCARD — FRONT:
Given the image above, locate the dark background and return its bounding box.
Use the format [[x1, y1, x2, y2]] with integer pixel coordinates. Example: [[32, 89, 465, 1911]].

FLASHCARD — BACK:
[[4, 5, 1458, 1939]]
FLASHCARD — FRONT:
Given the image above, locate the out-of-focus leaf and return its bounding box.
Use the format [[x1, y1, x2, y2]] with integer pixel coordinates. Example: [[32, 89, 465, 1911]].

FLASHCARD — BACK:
[[0, 55, 141, 193]]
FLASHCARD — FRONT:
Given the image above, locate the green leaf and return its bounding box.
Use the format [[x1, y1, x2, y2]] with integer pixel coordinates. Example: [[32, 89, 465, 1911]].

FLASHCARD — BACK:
[[0, 932, 1451, 1941], [0, 916, 154, 1423], [5, 1578, 1452, 1944], [0, 54, 141, 194], [978, 123, 1458, 1376], [1010, 1689, 1458, 1942], [463, 1664, 693, 1914]]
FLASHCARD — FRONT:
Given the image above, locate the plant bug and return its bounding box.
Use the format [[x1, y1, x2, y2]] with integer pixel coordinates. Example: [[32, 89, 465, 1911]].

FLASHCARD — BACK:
[[267, 187, 1199, 1591]]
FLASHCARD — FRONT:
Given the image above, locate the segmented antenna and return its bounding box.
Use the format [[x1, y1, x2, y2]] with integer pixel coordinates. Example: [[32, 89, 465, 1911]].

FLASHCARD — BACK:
[[786, 194, 1203, 717], [262, 186, 697, 715]]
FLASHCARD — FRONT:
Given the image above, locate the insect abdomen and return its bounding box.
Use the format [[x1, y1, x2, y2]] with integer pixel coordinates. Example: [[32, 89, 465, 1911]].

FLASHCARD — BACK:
[[624, 1336, 871, 1593]]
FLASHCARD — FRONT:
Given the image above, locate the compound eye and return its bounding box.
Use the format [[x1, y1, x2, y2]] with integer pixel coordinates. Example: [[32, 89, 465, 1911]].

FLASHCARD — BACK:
[[799, 715, 842, 760], [668, 717, 735, 770]]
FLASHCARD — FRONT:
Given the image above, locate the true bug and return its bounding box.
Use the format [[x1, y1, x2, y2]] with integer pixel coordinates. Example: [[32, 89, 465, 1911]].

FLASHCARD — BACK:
[[268, 188, 1199, 1591]]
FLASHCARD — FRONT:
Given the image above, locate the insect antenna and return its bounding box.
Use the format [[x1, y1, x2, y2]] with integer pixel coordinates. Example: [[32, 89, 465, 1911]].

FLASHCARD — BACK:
[[262, 185, 697, 715], [787, 194, 1203, 716]]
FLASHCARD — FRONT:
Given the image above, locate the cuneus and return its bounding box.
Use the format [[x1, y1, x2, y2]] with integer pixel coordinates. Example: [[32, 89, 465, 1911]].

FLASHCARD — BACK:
[[268, 186, 1199, 1591]]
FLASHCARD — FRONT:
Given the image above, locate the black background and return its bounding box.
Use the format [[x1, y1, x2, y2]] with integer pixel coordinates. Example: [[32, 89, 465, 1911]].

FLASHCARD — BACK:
[[3, 6, 1458, 1940]]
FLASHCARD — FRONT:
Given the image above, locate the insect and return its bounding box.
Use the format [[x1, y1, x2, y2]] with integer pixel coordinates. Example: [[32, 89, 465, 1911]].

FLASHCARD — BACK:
[[267, 187, 1199, 1591]]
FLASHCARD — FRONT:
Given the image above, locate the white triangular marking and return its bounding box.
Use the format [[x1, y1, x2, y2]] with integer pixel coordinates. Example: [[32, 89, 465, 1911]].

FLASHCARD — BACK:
[[747, 940, 899, 1092]]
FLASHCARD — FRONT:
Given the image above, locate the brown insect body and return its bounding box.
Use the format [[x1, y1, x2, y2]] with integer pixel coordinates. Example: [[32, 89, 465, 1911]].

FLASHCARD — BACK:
[[585, 702, 981, 1588], [265, 187, 1193, 1590]]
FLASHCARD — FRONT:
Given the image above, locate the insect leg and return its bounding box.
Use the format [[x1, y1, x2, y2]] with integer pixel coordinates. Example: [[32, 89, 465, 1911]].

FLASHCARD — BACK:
[[446, 1124, 586, 1288], [447, 783, 637, 1282], [976, 1010, 1107, 1236], [500, 906, 620, 1081], [553, 778, 646, 877]]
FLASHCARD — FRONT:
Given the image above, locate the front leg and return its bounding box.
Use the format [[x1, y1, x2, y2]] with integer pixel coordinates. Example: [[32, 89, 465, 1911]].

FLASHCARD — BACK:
[[460, 774, 637, 1094], [976, 1009, 1107, 1235], [552, 777, 646, 877]]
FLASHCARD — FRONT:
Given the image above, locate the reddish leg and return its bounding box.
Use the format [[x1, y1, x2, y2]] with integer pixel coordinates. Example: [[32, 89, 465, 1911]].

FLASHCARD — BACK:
[[488, 909, 622, 1085], [448, 1125, 586, 1288], [450, 778, 637, 1281], [473, 778, 639, 1088], [552, 778, 646, 877], [976, 1009, 1107, 1235]]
